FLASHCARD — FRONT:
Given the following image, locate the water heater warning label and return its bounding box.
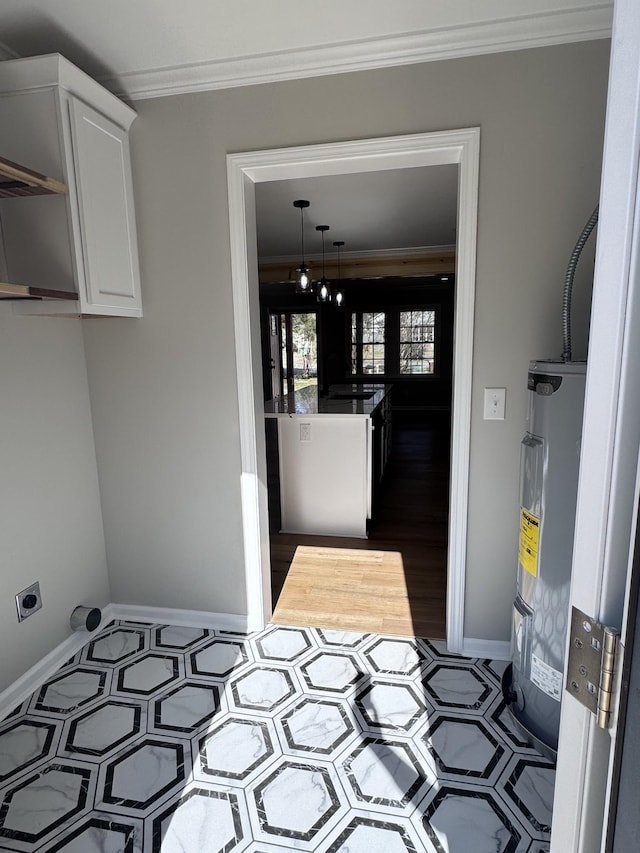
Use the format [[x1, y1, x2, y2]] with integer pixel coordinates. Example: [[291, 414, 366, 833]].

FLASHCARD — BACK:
[[519, 508, 540, 577], [531, 654, 563, 702]]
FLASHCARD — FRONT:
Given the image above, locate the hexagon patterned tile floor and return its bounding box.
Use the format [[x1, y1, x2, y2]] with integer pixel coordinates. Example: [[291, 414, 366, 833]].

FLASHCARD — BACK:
[[0, 621, 555, 852]]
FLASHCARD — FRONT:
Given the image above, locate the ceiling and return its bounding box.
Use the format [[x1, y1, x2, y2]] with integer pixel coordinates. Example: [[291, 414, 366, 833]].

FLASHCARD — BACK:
[[0, 0, 612, 261], [0, 1, 613, 100], [255, 166, 458, 260]]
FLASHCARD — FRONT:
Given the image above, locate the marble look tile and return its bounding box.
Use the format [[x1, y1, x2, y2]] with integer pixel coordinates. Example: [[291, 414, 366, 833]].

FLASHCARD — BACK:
[[341, 737, 432, 811], [152, 683, 220, 734], [153, 625, 209, 651], [2, 702, 27, 721], [280, 698, 355, 755], [419, 786, 529, 853], [63, 701, 143, 759], [40, 812, 143, 852], [481, 658, 511, 685], [421, 715, 507, 783], [419, 639, 470, 662], [255, 627, 314, 662], [148, 785, 247, 853], [423, 665, 495, 712], [189, 640, 249, 678], [315, 629, 370, 649], [0, 763, 94, 845], [197, 717, 277, 782], [325, 815, 424, 853], [251, 759, 344, 845], [355, 682, 429, 733], [85, 630, 146, 666], [487, 699, 541, 754], [300, 652, 364, 694], [115, 656, 181, 696], [363, 638, 424, 677], [0, 720, 58, 783], [99, 739, 186, 812], [0, 619, 553, 851], [33, 669, 109, 715], [231, 667, 297, 713], [501, 758, 555, 837]]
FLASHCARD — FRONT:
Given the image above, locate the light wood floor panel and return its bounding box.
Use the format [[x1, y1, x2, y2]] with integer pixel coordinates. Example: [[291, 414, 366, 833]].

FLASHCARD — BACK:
[[269, 417, 450, 639]]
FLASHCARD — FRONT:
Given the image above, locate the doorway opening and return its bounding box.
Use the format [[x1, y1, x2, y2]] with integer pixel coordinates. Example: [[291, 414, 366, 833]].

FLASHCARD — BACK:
[[226, 128, 480, 653], [273, 310, 318, 397], [261, 275, 454, 639]]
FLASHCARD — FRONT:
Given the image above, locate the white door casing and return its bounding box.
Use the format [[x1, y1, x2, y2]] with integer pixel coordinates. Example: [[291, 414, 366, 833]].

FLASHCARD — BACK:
[[226, 128, 480, 649], [551, 0, 640, 850]]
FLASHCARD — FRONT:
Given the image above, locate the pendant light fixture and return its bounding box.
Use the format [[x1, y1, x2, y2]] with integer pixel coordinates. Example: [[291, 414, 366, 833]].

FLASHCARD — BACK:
[[293, 199, 312, 293], [315, 225, 331, 303], [332, 240, 345, 307]]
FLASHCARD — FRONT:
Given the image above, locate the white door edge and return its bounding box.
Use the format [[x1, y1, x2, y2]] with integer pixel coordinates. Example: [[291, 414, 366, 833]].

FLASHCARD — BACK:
[[226, 128, 480, 651], [551, 1, 640, 849]]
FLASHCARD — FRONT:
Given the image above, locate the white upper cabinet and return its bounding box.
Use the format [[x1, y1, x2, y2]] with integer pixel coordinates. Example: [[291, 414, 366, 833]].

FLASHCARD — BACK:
[[0, 55, 142, 317]]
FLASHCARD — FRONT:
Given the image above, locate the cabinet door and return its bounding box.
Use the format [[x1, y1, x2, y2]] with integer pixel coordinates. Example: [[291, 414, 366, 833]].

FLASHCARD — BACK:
[[68, 97, 142, 316]]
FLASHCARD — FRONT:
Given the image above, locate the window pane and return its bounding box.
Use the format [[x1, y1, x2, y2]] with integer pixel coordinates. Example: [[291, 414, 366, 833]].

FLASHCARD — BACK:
[[352, 311, 385, 374], [291, 313, 318, 390], [399, 309, 436, 374]]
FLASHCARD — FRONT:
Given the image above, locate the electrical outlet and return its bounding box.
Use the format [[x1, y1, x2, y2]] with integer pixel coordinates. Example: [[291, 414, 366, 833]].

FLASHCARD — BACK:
[[300, 423, 311, 442], [15, 581, 42, 622], [484, 387, 506, 420]]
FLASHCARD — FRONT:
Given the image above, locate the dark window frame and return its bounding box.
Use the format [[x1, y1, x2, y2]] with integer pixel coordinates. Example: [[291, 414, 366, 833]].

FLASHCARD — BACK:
[[349, 303, 441, 380]]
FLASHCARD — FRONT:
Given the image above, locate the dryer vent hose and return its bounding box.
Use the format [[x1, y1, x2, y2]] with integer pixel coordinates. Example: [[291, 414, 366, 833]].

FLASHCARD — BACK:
[[562, 205, 599, 363]]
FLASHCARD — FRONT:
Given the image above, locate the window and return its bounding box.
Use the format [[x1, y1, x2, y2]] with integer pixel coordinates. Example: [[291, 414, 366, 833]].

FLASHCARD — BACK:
[[350, 306, 439, 377], [399, 309, 436, 374], [351, 311, 385, 375]]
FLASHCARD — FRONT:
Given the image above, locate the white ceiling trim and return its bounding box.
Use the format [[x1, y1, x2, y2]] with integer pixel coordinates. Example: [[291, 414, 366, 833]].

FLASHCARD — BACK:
[[260, 244, 457, 265], [0, 42, 19, 62], [105, 5, 612, 100]]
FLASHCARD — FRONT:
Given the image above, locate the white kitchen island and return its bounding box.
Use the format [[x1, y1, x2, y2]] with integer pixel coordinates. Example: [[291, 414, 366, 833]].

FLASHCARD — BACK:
[[264, 384, 392, 537]]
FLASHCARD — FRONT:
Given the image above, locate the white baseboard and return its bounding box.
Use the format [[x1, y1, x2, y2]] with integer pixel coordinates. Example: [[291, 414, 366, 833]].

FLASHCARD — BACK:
[[462, 638, 511, 661], [0, 604, 115, 722], [108, 604, 248, 633], [0, 604, 248, 722]]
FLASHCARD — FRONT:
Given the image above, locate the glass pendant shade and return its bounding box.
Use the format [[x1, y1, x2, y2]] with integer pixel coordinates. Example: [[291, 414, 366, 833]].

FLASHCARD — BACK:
[[317, 277, 331, 302], [316, 225, 331, 303], [296, 263, 312, 292], [293, 199, 312, 293], [332, 240, 345, 307]]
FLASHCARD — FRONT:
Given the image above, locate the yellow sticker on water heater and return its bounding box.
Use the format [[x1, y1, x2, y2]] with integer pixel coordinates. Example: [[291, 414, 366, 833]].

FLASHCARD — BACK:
[[519, 508, 540, 577]]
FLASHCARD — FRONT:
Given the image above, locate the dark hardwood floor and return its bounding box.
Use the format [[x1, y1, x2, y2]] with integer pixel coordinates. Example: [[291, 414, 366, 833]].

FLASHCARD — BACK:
[[266, 411, 450, 638]]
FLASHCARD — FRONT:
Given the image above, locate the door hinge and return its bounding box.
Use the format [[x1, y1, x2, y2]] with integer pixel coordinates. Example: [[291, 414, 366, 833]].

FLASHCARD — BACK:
[[566, 606, 621, 729]]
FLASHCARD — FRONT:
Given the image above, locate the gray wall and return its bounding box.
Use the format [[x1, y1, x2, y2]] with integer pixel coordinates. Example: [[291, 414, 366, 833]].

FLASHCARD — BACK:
[[0, 311, 109, 692], [83, 40, 609, 639]]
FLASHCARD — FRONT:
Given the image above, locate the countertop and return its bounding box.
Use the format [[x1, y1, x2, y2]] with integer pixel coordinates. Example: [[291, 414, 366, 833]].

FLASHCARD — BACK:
[[264, 383, 392, 417]]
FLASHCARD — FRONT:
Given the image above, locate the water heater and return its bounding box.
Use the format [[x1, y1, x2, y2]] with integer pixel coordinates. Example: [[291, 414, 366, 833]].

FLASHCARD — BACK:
[[507, 359, 586, 754]]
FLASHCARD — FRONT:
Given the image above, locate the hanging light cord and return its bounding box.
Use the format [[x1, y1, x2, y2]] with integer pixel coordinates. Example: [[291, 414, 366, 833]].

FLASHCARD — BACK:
[[321, 229, 326, 276]]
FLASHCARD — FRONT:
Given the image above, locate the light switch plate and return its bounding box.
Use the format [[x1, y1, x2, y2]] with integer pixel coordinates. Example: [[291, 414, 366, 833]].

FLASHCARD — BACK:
[[484, 387, 506, 420], [300, 422, 311, 442]]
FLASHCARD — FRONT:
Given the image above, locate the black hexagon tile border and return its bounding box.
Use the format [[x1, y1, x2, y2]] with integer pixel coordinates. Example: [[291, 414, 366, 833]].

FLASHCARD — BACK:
[[0, 622, 554, 852]]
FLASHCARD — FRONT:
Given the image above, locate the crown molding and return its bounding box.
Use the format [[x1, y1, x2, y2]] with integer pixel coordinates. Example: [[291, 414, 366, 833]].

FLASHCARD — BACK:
[[0, 40, 20, 62], [103, 5, 612, 100], [260, 244, 457, 266]]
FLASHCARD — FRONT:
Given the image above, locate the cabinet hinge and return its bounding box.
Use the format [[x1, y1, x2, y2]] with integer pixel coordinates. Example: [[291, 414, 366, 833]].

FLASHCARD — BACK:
[[566, 606, 621, 729]]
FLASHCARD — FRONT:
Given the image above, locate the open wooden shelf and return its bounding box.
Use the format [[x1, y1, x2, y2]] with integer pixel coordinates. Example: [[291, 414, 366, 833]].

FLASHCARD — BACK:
[[0, 156, 74, 300], [0, 282, 77, 301], [0, 155, 68, 198]]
